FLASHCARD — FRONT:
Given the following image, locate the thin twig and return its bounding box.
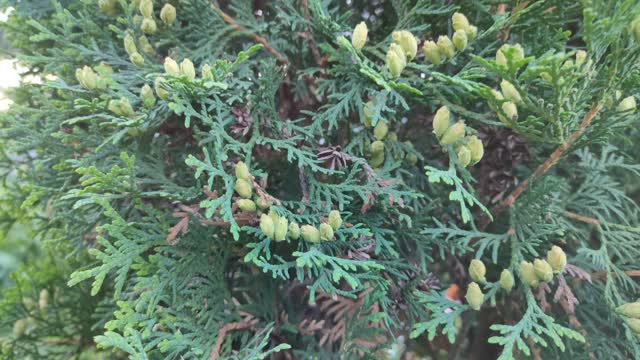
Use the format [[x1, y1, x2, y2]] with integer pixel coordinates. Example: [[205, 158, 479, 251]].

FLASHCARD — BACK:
[[562, 211, 640, 232], [487, 104, 603, 222], [212, 5, 289, 65]]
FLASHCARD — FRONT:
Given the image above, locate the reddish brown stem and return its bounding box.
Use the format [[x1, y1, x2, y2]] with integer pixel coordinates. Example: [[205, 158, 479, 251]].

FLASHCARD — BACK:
[[488, 104, 603, 221]]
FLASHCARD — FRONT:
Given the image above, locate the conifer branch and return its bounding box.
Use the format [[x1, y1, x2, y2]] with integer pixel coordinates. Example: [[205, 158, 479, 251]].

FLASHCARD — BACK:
[[488, 104, 603, 222], [211, 5, 289, 65]]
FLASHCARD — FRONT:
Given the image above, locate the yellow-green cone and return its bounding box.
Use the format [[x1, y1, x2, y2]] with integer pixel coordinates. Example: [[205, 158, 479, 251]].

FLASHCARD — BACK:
[[138, 35, 155, 55], [259, 214, 275, 239], [501, 101, 518, 121], [386, 44, 406, 78], [533, 259, 554, 282], [301, 225, 321, 243], [452, 29, 468, 51], [328, 210, 342, 230], [362, 101, 375, 128], [432, 106, 450, 138], [140, 84, 156, 108], [469, 259, 486, 283], [465, 282, 484, 311], [234, 179, 252, 199], [616, 302, 640, 318], [274, 217, 288, 242], [625, 318, 640, 333], [423, 40, 441, 65], [237, 199, 256, 212], [160, 4, 176, 25], [180, 59, 196, 80], [154, 77, 170, 100], [374, 120, 389, 140], [124, 33, 137, 56], [371, 140, 385, 155], [520, 261, 539, 287], [235, 161, 250, 181], [319, 223, 334, 241], [351, 22, 368, 50], [288, 222, 300, 240], [617, 96, 637, 113], [38, 289, 49, 310], [437, 36, 455, 59], [392, 30, 418, 60], [164, 57, 180, 75], [139, 0, 153, 18], [130, 52, 145, 66], [546, 246, 567, 274], [500, 80, 522, 103], [467, 135, 484, 164], [452, 12, 470, 33], [141, 18, 157, 35], [440, 121, 466, 145], [457, 145, 471, 167], [500, 269, 515, 291]]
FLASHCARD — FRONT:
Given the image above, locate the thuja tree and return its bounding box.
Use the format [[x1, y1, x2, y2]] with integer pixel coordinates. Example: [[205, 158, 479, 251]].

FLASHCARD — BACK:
[[0, 0, 639, 359]]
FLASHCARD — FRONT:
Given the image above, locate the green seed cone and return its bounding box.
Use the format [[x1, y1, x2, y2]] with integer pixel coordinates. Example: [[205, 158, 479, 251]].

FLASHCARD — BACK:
[[440, 121, 466, 145], [520, 261, 539, 287], [180, 59, 196, 80], [351, 21, 368, 50], [452, 12, 470, 33], [467, 135, 484, 164], [328, 210, 342, 231], [533, 259, 554, 282], [362, 101, 375, 128], [386, 44, 406, 78], [234, 179, 252, 199], [164, 57, 180, 75], [160, 4, 176, 25], [617, 96, 636, 113], [374, 120, 389, 140], [288, 222, 300, 240], [546, 245, 567, 274], [452, 29, 468, 51], [616, 302, 640, 318], [319, 223, 334, 241], [465, 282, 484, 311], [457, 145, 471, 168], [392, 30, 417, 60], [432, 106, 450, 138], [423, 40, 441, 65], [437, 36, 455, 59], [237, 199, 256, 212], [301, 225, 321, 243], [140, 84, 156, 108], [274, 217, 288, 242], [139, 0, 153, 18], [124, 33, 137, 56], [141, 18, 157, 35], [235, 161, 250, 181], [259, 214, 275, 239], [130, 52, 145, 67], [500, 269, 515, 291], [501, 101, 518, 121], [500, 80, 522, 103], [469, 259, 486, 283], [625, 318, 640, 333], [154, 77, 170, 100]]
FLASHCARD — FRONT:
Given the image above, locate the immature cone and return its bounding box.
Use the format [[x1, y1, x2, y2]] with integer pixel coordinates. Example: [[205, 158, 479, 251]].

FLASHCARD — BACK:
[[154, 77, 170, 100], [546, 245, 567, 274], [351, 21, 368, 50], [76, 66, 98, 89], [141, 18, 157, 34], [500, 80, 522, 103], [469, 259, 486, 283], [13, 319, 27, 337], [575, 50, 587, 67], [616, 302, 640, 318], [452, 30, 468, 51], [260, 214, 275, 239], [181, 59, 196, 80], [539, 72, 553, 82], [496, 48, 507, 67], [274, 217, 289, 242], [369, 152, 385, 168], [362, 101, 375, 128], [130, 52, 145, 66], [255, 195, 271, 210], [467, 135, 484, 164], [457, 145, 471, 167], [301, 225, 321, 243], [440, 121, 466, 145], [533, 259, 554, 282], [501, 101, 518, 121], [437, 36, 455, 59], [374, 120, 389, 140], [386, 44, 406, 78], [465, 282, 484, 311], [139, 0, 153, 18], [164, 57, 180, 75], [235, 161, 250, 181], [138, 35, 155, 55], [617, 96, 637, 113], [423, 40, 441, 65], [633, 19, 640, 43], [234, 179, 252, 199], [520, 261, 539, 287], [110, 97, 135, 117], [288, 222, 300, 240], [392, 30, 418, 60], [237, 199, 256, 212], [625, 318, 640, 333], [124, 33, 137, 55], [432, 106, 450, 138], [140, 84, 156, 108], [328, 210, 342, 231], [371, 140, 385, 155], [319, 223, 334, 241], [500, 269, 515, 291], [202, 64, 213, 80], [160, 4, 176, 25], [466, 25, 478, 41], [452, 12, 470, 33], [98, 0, 118, 15]]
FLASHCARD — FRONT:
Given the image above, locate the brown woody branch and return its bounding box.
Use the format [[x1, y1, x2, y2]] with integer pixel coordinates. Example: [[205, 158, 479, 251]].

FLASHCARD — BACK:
[[212, 5, 289, 65], [487, 104, 603, 223]]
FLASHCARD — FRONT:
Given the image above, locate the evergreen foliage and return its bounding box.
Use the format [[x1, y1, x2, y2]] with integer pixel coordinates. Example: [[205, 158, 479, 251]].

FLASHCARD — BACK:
[[0, 0, 638, 359]]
